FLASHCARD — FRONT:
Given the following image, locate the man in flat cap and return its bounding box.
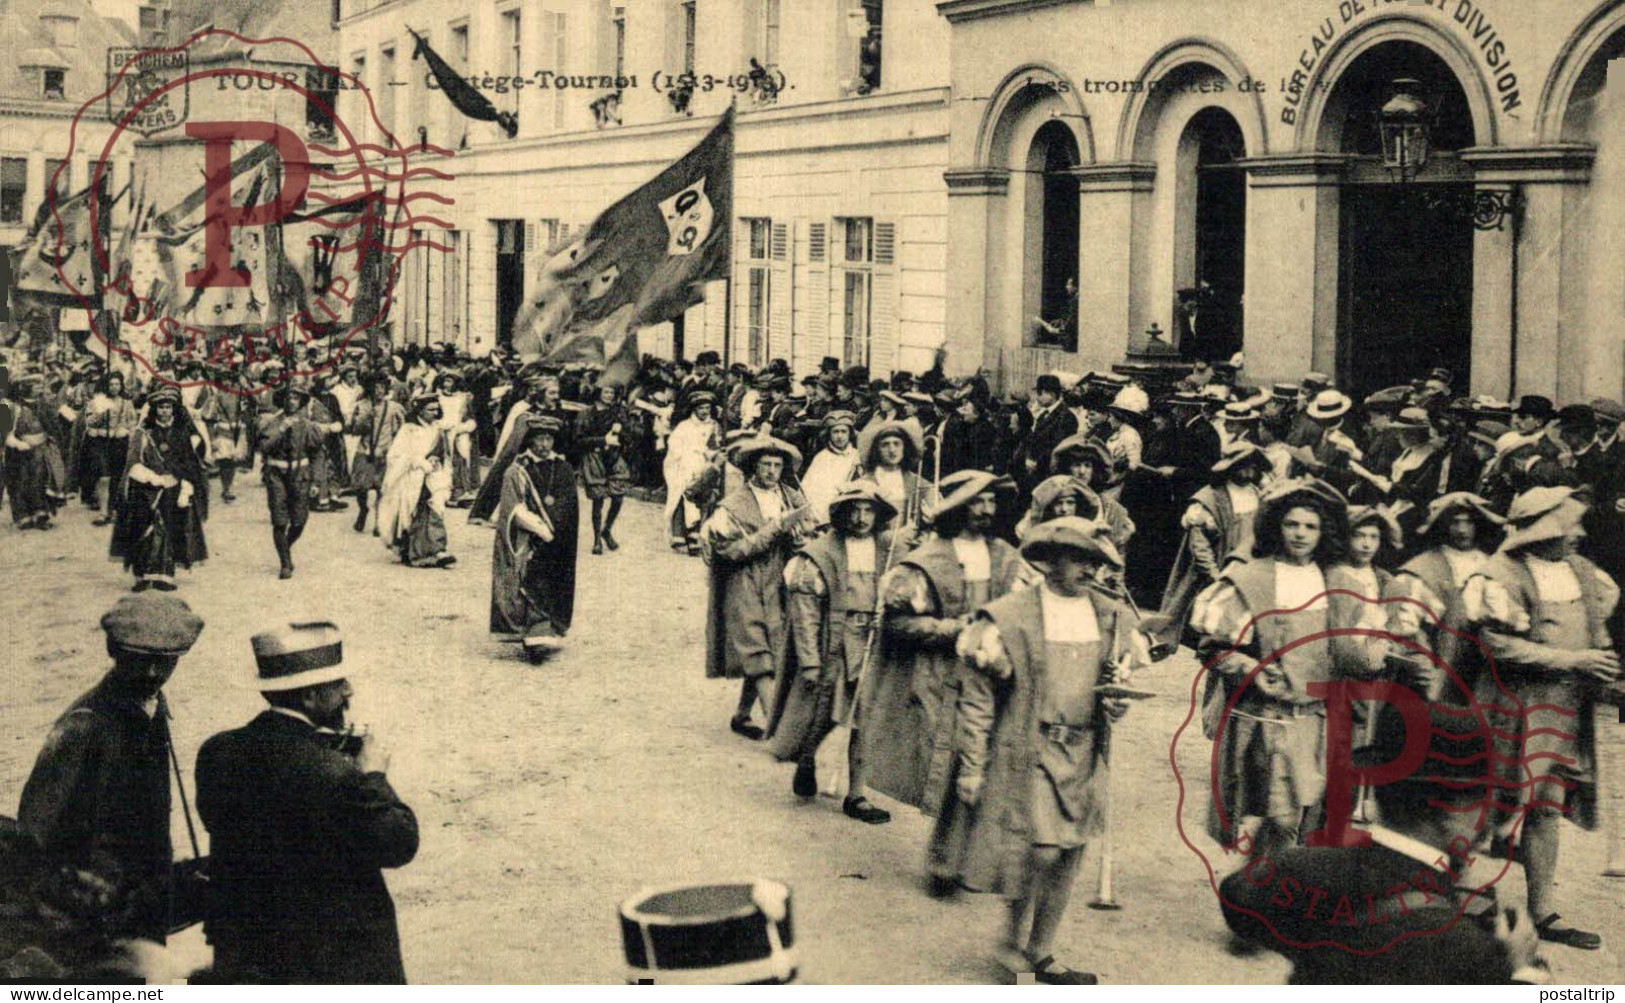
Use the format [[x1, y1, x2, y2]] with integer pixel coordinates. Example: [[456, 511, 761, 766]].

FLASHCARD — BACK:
[[197, 621, 419, 983], [18, 595, 205, 943]]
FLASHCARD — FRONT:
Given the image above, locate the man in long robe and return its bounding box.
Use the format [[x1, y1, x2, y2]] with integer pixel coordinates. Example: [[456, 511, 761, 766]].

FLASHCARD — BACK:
[[379, 395, 455, 568], [491, 414, 580, 663], [702, 436, 812, 740], [6, 376, 60, 529], [433, 371, 479, 507], [110, 387, 209, 592]]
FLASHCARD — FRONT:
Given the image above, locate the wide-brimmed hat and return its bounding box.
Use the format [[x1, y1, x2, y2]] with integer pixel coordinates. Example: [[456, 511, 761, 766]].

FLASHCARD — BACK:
[[1212, 440, 1271, 476], [1500, 486, 1586, 553], [1051, 433, 1111, 470], [1362, 385, 1410, 413], [1254, 476, 1348, 554], [1415, 491, 1504, 538], [731, 435, 802, 475], [1103, 385, 1150, 423], [250, 620, 350, 691], [1388, 406, 1432, 431], [928, 469, 1017, 523], [857, 417, 924, 467], [1028, 474, 1101, 522], [827, 479, 897, 528], [1221, 400, 1260, 424], [823, 409, 857, 431], [1019, 515, 1123, 570], [1306, 389, 1352, 420], [1347, 504, 1404, 552], [686, 390, 718, 410], [101, 595, 204, 655]]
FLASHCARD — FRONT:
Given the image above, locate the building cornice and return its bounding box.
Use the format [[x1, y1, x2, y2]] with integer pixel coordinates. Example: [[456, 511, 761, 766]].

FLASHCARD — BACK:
[[1069, 161, 1156, 192], [1460, 144, 1596, 185], [943, 167, 1009, 196], [1235, 153, 1351, 187], [937, 0, 1091, 25]]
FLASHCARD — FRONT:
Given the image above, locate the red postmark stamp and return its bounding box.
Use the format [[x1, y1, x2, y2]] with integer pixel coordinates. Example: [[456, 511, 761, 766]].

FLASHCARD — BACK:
[[38, 27, 457, 395], [1170, 588, 1567, 955]]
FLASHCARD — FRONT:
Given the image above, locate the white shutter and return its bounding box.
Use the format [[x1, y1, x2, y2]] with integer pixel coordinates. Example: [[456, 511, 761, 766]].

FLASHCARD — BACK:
[[704, 279, 728, 354], [768, 221, 791, 366], [869, 219, 898, 377], [803, 219, 829, 371], [731, 219, 750, 366]]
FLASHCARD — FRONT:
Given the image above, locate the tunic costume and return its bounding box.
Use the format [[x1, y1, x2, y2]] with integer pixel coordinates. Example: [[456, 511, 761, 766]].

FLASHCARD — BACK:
[[436, 391, 479, 500], [574, 403, 632, 500], [6, 401, 58, 527], [1159, 482, 1256, 645], [307, 394, 349, 501], [663, 415, 719, 548], [110, 419, 210, 585], [73, 393, 138, 504], [864, 535, 1028, 809], [490, 450, 580, 643], [798, 444, 860, 525], [258, 410, 326, 532], [765, 531, 896, 760], [701, 481, 811, 680], [1392, 545, 1490, 700], [347, 397, 407, 495], [1462, 552, 1617, 832], [935, 585, 1142, 894], [194, 386, 252, 470], [378, 420, 453, 566]]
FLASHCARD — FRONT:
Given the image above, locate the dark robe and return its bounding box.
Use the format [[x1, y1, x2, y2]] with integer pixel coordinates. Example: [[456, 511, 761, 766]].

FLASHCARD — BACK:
[[490, 451, 580, 640], [702, 482, 809, 680], [109, 418, 209, 579]]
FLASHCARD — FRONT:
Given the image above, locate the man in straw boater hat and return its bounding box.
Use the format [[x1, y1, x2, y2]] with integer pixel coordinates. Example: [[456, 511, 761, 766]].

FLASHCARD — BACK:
[[1460, 486, 1618, 951], [1190, 477, 1355, 862], [950, 517, 1148, 984], [378, 392, 457, 569], [864, 471, 1031, 874], [110, 385, 210, 592], [257, 380, 330, 579], [702, 435, 814, 741], [196, 620, 420, 984], [490, 413, 580, 664], [1222, 699, 1549, 983], [18, 595, 204, 944], [767, 480, 901, 824]]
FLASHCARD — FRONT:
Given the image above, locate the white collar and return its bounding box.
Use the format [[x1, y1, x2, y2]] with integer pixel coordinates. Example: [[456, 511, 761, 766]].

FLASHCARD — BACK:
[[268, 706, 317, 728]]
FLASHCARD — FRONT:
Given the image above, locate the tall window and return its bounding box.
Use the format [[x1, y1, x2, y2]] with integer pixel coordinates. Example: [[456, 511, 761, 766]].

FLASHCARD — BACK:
[[612, 4, 627, 79], [857, 0, 882, 93], [306, 67, 338, 142], [681, 0, 697, 75], [378, 45, 397, 143], [43, 69, 66, 100], [761, 0, 780, 72], [501, 8, 522, 134], [544, 12, 567, 129], [745, 218, 771, 367], [837, 217, 872, 368], [447, 22, 469, 142], [1, 158, 26, 224]]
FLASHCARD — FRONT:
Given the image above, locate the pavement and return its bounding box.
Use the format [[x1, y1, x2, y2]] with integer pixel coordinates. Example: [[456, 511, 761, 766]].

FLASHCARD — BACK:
[[2, 477, 1620, 984]]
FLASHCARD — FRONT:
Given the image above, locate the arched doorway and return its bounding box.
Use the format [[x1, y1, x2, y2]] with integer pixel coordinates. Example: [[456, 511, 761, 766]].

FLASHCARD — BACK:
[[1026, 119, 1080, 351], [1323, 41, 1477, 397], [1177, 107, 1246, 362]]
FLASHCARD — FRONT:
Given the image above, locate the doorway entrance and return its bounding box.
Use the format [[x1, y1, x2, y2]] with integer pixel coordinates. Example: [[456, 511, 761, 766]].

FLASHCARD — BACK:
[[1337, 183, 1473, 398], [494, 219, 526, 349]]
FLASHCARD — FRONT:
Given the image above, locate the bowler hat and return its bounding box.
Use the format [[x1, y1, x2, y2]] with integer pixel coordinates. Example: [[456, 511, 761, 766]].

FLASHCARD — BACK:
[[694, 350, 721, 366], [250, 620, 350, 691], [819, 356, 841, 373], [1514, 395, 1555, 420], [1035, 373, 1065, 396], [101, 595, 204, 655]]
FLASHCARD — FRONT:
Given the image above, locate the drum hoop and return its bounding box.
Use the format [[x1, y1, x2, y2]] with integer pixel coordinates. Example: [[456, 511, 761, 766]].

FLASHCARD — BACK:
[[619, 878, 789, 928]]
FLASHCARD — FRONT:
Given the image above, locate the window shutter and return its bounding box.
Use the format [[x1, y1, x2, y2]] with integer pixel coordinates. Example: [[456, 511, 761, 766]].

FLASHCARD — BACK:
[[869, 219, 898, 377], [768, 221, 791, 365], [731, 218, 750, 365], [802, 218, 828, 370], [703, 278, 728, 354]]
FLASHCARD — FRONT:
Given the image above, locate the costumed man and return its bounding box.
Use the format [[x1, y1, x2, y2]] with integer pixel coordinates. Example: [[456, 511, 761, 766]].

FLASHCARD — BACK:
[[110, 386, 208, 592], [18, 595, 205, 944], [490, 414, 580, 664], [331, 363, 365, 475], [575, 383, 632, 555], [662, 391, 721, 553], [347, 374, 407, 536], [77, 372, 138, 524], [951, 517, 1145, 984], [856, 416, 934, 535], [798, 410, 861, 525], [306, 374, 349, 512], [258, 381, 326, 580], [702, 436, 813, 741], [379, 394, 456, 569], [196, 621, 419, 984], [1391, 492, 1504, 694], [864, 471, 1028, 879], [1190, 477, 1351, 862], [1461, 486, 1619, 952], [1050, 435, 1135, 553], [771, 481, 899, 824], [194, 372, 253, 504], [1014, 474, 1102, 541], [1160, 441, 1270, 648], [433, 370, 479, 507], [5, 375, 59, 530]]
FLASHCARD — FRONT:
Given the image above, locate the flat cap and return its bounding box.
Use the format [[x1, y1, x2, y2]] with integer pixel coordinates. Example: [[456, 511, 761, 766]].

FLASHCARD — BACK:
[[101, 595, 204, 655]]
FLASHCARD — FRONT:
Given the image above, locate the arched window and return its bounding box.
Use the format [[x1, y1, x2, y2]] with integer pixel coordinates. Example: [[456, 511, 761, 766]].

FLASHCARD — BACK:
[[1026, 120, 1080, 351]]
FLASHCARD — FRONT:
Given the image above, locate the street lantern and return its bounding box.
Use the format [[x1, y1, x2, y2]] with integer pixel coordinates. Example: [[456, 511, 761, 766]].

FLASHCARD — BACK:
[[1378, 78, 1429, 180]]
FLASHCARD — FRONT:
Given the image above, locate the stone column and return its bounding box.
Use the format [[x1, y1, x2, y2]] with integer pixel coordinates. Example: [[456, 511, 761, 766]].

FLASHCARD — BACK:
[[1066, 162, 1154, 369], [1235, 154, 1347, 388], [942, 167, 1007, 378]]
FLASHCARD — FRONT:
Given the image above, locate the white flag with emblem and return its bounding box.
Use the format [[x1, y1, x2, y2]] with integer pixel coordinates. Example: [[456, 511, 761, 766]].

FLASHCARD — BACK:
[[659, 178, 713, 257]]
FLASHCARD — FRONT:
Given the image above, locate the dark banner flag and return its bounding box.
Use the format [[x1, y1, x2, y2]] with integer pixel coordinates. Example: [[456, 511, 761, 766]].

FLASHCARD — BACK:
[[410, 28, 518, 140], [514, 106, 734, 381]]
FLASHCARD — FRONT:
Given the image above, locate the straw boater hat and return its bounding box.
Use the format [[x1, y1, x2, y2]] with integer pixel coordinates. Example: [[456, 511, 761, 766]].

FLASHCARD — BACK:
[[927, 469, 1018, 524], [857, 416, 924, 467], [1306, 389, 1352, 421], [1499, 486, 1587, 553], [250, 620, 350, 691], [1388, 406, 1432, 432], [1347, 504, 1404, 552], [1415, 491, 1504, 538], [1019, 515, 1123, 570], [1221, 400, 1260, 424], [1211, 440, 1272, 477], [827, 479, 897, 528], [731, 435, 802, 475]]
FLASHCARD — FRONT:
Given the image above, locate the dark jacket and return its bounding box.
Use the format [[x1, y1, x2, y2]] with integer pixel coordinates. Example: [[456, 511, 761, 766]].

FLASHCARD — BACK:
[[196, 711, 419, 984], [1014, 404, 1078, 487], [1221, 841, 1517, 984], [18, 678, 174, 942]]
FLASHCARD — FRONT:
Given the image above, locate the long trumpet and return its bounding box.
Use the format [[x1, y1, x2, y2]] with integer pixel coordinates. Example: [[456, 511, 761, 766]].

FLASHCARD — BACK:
[[1084, 577, 1179, 663]]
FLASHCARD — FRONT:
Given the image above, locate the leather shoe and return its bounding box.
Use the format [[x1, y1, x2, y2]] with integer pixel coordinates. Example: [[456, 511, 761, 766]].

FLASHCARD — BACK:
[[1029, 955, 1098, 985], [842, 797, 890, 825], [792, 762, 817, 798], [1536, 914, 1601, 951], [729, 716, 763, 740]]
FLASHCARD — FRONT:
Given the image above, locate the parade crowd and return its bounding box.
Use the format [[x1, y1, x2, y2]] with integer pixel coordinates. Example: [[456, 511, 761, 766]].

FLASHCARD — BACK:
[[3, 336, 1624, 984]]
